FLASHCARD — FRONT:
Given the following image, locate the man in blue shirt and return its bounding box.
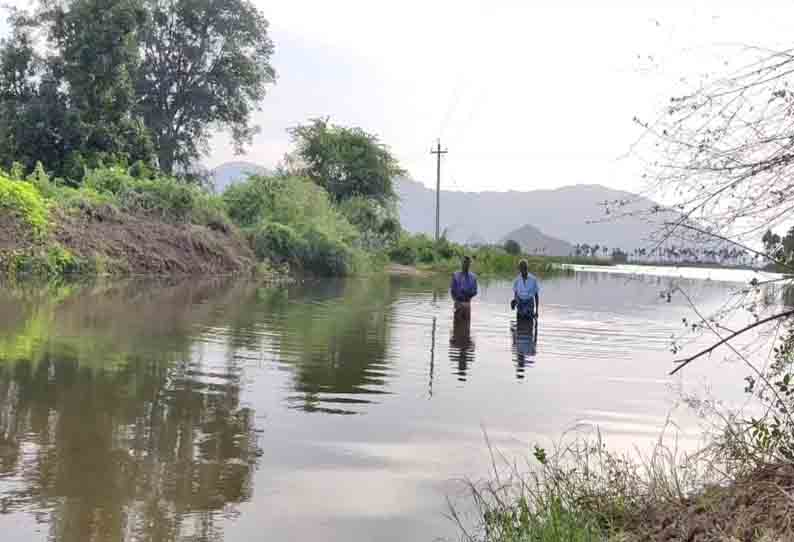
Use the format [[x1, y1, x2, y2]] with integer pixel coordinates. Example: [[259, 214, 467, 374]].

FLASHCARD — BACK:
[[511, 260, 539, 320], [450, 255, 478, 320]]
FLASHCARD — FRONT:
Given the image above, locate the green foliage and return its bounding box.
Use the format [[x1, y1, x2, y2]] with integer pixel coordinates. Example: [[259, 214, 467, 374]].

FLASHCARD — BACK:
[[223, 175, 286, 228], [0, 173, 49, 237], [138, 0, 276, 173], [338, 196, 400, 251], [389, 234, 570, 276], [249, 222, 307, 263], [0, 4, 155, 181], [0, 0, 274, 179], [2, 245, 81, 279], [82, 166, 228, 226], [288, 118, 405, 204], [504, 239, 522, 256], [389, 233, 445, 265], [225, 175, 366, 275]]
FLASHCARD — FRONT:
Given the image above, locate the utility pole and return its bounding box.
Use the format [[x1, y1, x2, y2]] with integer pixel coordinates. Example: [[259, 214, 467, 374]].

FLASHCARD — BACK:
[[431, 140, 448, 242]]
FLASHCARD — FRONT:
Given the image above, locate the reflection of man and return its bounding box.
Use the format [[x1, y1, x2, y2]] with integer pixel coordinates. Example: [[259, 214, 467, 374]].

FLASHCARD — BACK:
[[510, 260, 539, 320], [512, 317, 538, 380], [450, 256, 478, 321], [450, 314, 475, 381]]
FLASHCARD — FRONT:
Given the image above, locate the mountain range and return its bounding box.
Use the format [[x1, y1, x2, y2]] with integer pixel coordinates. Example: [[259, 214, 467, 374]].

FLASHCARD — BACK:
[[396, 178, 669, 250], [210, 162, 670, 251]]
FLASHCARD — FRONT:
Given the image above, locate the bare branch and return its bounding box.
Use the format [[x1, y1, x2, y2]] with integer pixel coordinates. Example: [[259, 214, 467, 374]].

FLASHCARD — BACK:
[[670, 308, 794, 376]]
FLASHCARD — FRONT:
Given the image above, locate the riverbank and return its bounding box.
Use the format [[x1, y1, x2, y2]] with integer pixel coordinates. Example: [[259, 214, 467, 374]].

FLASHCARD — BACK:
[[1, 197, 256, 280], [458, 439, 794, 542]]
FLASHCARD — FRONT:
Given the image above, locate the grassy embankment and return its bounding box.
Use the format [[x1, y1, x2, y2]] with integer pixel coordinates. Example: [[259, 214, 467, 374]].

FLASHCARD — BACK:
[[0, 165, 256, 279], [454, 329, 794, 542], [454, 434, 794, 542], [0, 164, 391, 280]]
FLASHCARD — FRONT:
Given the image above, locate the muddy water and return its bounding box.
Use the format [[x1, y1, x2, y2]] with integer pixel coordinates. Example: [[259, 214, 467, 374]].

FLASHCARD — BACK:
[[0, 268, 781, 541]]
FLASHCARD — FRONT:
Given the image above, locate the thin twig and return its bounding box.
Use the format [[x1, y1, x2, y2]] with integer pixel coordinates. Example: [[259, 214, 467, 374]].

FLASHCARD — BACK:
[[670, 308, 794, 375]]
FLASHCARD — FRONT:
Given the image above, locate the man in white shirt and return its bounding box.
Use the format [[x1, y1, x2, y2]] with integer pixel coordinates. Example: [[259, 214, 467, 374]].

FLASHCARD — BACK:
[[510, 260, 539, 320]]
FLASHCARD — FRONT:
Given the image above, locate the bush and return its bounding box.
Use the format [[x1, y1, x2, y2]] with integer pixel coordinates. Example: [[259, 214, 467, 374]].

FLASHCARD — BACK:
[[504, 239, 521, 255], [0, 174, 50, 237], [301, 227, 360, 276], [223, 175, 365, 276], [388, 233, 448, 265], [82, 166, 228, 227], [223, 175, 285, 228], [338, 196, 400, 251], [249, 222, 307, 263]]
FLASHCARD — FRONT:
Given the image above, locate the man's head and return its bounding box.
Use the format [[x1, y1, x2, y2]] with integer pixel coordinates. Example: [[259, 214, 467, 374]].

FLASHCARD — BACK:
[[461, 255, 472, 273], [519, 259, 528, 277]]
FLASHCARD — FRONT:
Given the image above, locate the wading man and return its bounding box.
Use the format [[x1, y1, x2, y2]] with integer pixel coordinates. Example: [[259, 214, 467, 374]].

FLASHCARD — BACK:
[[511, 260, 539, 321], [450, 255, 478, 321]]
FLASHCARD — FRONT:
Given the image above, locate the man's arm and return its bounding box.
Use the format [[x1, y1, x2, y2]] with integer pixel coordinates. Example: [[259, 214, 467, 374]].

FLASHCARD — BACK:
[[534, 292, 540, 317], [450, 274, 459, 301], [471, 276, 478, 299]]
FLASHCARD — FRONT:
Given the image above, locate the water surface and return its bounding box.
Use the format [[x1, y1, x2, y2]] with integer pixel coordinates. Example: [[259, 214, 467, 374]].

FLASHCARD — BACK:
[[0, 268, 780, 541]]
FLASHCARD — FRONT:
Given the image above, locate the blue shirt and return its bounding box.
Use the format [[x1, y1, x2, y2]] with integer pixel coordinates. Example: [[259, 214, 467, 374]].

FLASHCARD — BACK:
[[450, 271, 478, 302], [513, 273, 539, 301]]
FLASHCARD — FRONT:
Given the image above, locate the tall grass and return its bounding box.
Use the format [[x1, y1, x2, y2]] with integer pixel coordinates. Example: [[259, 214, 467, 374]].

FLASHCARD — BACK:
[[451, 430, 720, 542]]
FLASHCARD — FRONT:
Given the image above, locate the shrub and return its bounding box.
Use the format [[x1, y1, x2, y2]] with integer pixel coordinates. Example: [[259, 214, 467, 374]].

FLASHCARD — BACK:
[[223, 175, 364, 275], [83, 166, 135, 196], [301, 227, 358, 276], [82, 166, 228, 227], [338, 196, 400, 250], [223, 175, 285, 228], [504, 239, 521, 255], [249, 222, 307, 263], [0, 174, 49, 237]]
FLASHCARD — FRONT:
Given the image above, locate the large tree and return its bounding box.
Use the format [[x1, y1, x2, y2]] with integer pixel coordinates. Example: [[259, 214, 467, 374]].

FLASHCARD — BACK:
[[136, 0, 275, 174], [0, 4, 153, 179], [288, 118, 405, 204], [0, 0, 275, 179]]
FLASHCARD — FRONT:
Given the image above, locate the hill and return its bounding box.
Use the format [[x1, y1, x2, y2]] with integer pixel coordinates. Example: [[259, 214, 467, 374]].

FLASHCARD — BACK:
[[396, 178, 672, 250], [210, 161, 269, 192], [502, 224, 574, 256], [208, 162, 672, 251]]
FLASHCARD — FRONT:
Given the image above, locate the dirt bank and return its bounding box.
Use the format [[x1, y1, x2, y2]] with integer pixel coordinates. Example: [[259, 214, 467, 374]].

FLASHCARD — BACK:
[[2, 204, 255, 277], [624, 463, 794, 542]]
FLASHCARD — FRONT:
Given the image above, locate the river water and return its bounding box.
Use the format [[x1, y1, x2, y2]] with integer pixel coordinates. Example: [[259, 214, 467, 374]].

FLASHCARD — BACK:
[[0, 266, 783, 541]]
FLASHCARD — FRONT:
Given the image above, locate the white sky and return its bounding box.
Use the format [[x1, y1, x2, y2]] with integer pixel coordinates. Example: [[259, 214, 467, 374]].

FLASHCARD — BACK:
[[3, 0, 794, 192]]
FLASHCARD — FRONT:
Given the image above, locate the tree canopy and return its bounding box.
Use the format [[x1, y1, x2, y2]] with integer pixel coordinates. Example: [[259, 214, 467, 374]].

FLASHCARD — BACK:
[[0, 0, 275, 180], [288, 118, 405, 204]]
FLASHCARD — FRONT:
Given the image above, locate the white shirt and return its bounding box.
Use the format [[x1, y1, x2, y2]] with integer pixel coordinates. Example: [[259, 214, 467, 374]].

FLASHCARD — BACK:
[[513, 273, 539, 301]]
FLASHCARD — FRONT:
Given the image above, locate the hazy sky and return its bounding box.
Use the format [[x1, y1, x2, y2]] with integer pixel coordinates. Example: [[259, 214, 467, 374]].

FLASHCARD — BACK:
[[3, 1, 794, 193]]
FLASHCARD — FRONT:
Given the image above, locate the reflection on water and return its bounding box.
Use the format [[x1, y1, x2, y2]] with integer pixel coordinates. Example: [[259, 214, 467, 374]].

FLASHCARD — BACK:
[[449, 315, 474, 382], [0, 280, 259, 542], [0, 269, 783, 542], [512, 318, 538, 379]]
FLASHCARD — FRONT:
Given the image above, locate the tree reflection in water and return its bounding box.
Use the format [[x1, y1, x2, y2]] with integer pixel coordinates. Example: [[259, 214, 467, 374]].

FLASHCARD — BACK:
[[0, 280, 260, 542]]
